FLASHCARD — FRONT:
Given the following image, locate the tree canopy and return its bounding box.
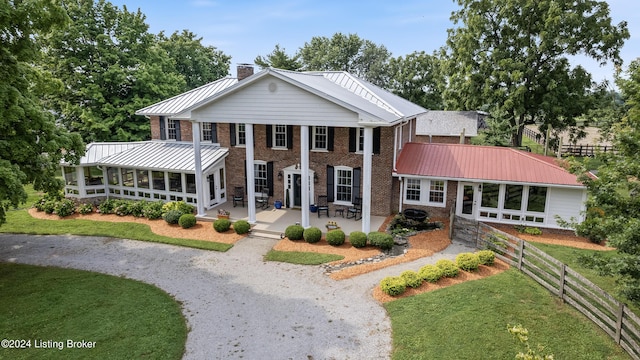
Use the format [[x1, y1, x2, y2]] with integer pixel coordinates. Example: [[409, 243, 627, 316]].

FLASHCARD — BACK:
[[443, 0, 629, 146], [386, 51, 445, 110], [254, 44, 302, 71], [0, 0, 85, 226]]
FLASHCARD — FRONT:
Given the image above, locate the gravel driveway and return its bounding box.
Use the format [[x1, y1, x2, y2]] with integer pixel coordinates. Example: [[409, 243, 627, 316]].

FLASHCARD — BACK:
[[0, 233, 472, 359]]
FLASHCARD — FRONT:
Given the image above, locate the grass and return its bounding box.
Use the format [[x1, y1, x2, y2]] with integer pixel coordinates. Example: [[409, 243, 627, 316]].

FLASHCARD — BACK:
[[264, 250, 344, 265], [0, 262, 186, 360], [385, 269, 630, 360]]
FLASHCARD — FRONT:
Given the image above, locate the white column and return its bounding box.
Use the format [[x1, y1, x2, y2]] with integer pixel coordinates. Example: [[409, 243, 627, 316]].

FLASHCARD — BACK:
[[245, 124, 257, 224], [362, 126, 373, 232], [300, 125, 310, 228], [192, 121, 206, 217]]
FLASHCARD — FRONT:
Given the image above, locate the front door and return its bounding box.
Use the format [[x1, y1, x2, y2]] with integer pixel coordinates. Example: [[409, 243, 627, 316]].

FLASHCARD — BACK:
[[207, 174, 217, 207], [293, 174, 302, 207], [458, 182, 477, 219]]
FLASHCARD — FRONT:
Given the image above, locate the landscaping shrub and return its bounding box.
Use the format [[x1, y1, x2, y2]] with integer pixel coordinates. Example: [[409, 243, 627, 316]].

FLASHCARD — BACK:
[[163, 210, 183, 225], [524, 227, 542, 235], [436, 259, 459, 277], [54, 199, 76, 217], [98, 198, 117, 214], [400, 270, 423, 288], [41, 200, 57, 214], [326, 230, 345, 246], [348, 231, 367, 248], [477, 250, 496, 266], [178, 214, 197, 229], [303, 227, 322, 243], [213, 218, 231, 232], [233, 220, 251, 234], [368, 231, 394, 250], [380, 276, 407, 296], [485, 233, 509, 255], [77, 203, 93, 215], [285, 224, 304, 240], [456, 252, 480, 271], [418, 264, 443, 283], [162, 201, 194, 216], [143, 201, 164, 220], [113, 200, 133, 216], [128, 201, 146, 217]]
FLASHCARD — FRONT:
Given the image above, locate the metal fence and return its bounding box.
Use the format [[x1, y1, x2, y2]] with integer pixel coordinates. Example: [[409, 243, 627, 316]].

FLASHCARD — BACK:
[[452, 216, 640, 360]]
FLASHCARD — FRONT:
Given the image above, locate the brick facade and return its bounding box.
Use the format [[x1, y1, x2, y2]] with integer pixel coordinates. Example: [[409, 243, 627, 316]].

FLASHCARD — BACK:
[[414, 134, 471, 144], [149, 116, 193, 142], [395, 180, 459, 220]]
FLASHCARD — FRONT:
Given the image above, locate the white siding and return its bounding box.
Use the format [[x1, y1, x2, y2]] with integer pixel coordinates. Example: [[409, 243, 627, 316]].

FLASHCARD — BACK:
[[547, 187, 587, 228], [192, 77, 359, 126]]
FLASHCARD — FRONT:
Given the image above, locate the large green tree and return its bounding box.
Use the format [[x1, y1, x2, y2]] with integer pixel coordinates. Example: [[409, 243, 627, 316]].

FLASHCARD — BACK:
[[299, 33, 391, 86], [42, 0, 184, 142], [0, 0, 85, 226], [572, 59, 640, 302], [443, 0, 629, 146], [386, 51, 445, 110], [254, 44, 302, 71], [157, 30, 230, 91]]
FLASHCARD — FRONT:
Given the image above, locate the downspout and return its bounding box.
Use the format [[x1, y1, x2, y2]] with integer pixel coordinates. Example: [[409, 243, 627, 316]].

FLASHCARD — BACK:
[[398, 176, 404, 214]]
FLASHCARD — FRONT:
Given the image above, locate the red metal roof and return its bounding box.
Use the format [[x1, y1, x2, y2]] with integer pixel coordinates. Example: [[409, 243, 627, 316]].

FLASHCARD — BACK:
[[395, 142, 584, 187]]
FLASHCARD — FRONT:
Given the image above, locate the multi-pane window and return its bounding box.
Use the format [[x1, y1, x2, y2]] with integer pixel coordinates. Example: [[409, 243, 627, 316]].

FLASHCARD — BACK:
[[274, 124, 287, 148], [429, 181, 445, 203], [202, 122, 212, 142], [336, 168, 353, 202], [254, 162, 267, 193], [167, 119, 178, 140], [313, 126, 327, 150], [237, 123, 246, 145], [405, 179, 421, 201], [357, 127, 365, 152]]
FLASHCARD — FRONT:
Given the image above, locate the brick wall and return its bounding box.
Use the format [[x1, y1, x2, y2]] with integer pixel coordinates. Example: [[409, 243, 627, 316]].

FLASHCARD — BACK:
[[395, 180, 459, 220], [180, 120, 193, 142], [414, 134, 471, 144], [150, 116, 161, 140]]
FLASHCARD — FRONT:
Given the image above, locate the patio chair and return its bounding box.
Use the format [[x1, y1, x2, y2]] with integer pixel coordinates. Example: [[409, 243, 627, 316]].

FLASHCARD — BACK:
[[256, 187, 270, 209], [317, 195, 329, 218], [233, 186, 245, 208], [346, 196, 362, 220]]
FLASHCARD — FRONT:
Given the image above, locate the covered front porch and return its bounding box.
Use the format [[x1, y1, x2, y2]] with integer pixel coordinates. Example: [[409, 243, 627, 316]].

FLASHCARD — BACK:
[[202, 205, 387, 238]]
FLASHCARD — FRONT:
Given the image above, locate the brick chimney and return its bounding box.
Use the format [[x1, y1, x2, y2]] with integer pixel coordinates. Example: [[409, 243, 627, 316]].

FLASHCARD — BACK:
[[237, 64, 254, 81]]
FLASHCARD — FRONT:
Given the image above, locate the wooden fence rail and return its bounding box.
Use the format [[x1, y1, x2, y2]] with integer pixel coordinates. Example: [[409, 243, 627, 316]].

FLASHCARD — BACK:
[[452, 216, 640, 360]]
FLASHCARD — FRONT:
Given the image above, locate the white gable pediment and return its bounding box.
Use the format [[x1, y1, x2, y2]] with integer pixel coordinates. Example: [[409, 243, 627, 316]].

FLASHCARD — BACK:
[[191, 76, 361, 126]]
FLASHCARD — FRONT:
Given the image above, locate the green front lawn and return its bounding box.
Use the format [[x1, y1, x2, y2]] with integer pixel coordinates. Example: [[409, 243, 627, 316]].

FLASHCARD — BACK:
[[385, 269, 629, 359], [264, 250, 344, 264], [0, 263, 186, 360]]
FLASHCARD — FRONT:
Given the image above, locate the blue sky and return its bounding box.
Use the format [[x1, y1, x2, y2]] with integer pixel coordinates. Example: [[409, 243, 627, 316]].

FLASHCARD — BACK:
[[111, 0, 639, 85]]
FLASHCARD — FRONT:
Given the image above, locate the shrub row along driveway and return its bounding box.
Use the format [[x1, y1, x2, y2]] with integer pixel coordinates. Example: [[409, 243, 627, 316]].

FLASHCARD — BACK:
[[0, 234, 472, 359]]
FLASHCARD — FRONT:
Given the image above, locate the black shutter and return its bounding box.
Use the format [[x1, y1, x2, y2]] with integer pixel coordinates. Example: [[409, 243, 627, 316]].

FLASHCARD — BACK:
[[230, 124, 236, 146], [266, 125, 272, 148], [327, 127, 335, 151], [326, 165, 334, 202], [159, 116, 166, 140], [267, 161, 274, 196], [244, 160, 247, 194], [309, 126, 313, 150], [352, 167, 361, 203], [287, 125, 293, 149], [175, 120, 181, 141], [348, 128, 356, 152], [211, 123, 218, 143], [373, 127, 381, 154]]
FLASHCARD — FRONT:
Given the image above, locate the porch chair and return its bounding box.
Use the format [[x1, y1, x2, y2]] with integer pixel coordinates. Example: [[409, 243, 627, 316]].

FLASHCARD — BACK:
[[256, 187, 270, 209], [346, 196, 362, 220], [317, 195, 329, 218], [233, 186, 245, 208]]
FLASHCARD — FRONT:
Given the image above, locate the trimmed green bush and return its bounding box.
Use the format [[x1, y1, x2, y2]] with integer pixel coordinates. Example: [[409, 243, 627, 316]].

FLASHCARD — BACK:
[[368, 231, 394, 250], [178, 214, 197, 229], [98, 198, 117, 214], [349, 231, 367, 248], [77, 203, 93, 215], [143, 201, 164, 220], [162, 201, 194, 216], [213, 218, 231, 232], [326, 230, 345, 246], [113, 199, 134, 216], [303, 227, 322, 243], [285, 224, 305, 240], [163, 210, 182, 225], [418, 264, 443, 283], [436, 259, 459, 277], [42, 200, 56, 214], [54, 199, 76, 217], [400, 270, 423, 288], [380, 276, 407, 296], [233, 220, 251, 234], [524, 227, 543, 235], [477, 250, 496, 266], [129, 201, 146, 217], [456, 252, 481, 271]]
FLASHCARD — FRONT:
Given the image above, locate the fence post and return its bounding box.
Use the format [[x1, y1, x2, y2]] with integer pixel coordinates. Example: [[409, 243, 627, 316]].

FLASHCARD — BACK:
[[616, 302, 625, 344], [517, 240, 524, 271], [559, 264, 566, 301]]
